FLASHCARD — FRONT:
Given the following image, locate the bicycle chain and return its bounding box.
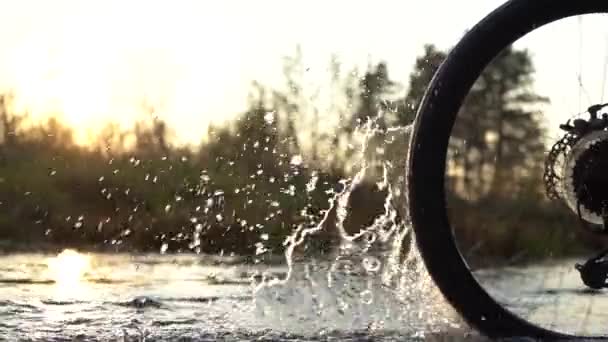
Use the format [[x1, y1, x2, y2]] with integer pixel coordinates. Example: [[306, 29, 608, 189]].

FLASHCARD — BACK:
[[543, 132, 580, 201]]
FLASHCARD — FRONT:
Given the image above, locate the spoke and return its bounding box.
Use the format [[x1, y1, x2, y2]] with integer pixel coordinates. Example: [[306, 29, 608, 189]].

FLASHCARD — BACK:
[[578, 75, 593, 107], [550, 269, 566, 330], [576, 17, 593, 110], [601, 34, 608, 103], [579, 16, 583, 112], [578, 295, 595, 335]]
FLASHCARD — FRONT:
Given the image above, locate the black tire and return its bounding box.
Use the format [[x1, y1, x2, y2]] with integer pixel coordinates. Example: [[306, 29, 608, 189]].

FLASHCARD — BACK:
[[407, 0, 608, 339]]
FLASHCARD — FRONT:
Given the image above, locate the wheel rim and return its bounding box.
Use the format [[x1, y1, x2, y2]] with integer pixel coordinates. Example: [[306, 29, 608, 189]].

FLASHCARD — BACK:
[[407, 0, 608, 338]]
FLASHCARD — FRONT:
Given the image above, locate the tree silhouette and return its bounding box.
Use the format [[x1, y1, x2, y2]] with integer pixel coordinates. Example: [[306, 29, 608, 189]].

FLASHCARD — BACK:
[[351, 62, 399, 131], [399, 44, 446, 126], [404, 44, 547, 200]]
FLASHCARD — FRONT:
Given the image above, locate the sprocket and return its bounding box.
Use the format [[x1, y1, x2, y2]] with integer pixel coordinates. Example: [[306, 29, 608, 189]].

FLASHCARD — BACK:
[[544, 103, 608, 227]]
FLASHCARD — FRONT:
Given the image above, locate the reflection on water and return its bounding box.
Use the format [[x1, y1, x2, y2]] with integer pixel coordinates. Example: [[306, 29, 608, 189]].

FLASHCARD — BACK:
[[478, 260, 608, 337], [8, 250, 608, 340], [0, 120, 476, 341], [45, 249, 91, 291], [0, 252, 472, 341]]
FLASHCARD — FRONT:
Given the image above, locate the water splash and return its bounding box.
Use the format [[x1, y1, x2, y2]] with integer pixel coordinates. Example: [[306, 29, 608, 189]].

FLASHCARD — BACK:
[[253, 121, 461, 336]]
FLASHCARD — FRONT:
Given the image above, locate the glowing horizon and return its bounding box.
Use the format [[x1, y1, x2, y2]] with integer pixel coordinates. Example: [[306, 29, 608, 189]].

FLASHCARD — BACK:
[[0, 0, 606, 146]]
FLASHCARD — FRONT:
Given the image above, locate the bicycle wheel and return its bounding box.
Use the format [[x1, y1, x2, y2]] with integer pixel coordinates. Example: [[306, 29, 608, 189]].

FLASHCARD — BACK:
[[407, 0, 608, 339]]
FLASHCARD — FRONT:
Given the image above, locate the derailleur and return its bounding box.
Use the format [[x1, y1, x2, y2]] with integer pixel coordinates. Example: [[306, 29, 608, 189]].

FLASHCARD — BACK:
[[558, 103, 608, 136], [576, 249, 608, 290], [544, 103, 608, 231], [543, 103, 608, 289]]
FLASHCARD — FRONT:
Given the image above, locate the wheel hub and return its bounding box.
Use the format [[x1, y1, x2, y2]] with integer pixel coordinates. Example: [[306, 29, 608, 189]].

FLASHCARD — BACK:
[[544, 104, 608, 226], [564, 130, 608, 224]]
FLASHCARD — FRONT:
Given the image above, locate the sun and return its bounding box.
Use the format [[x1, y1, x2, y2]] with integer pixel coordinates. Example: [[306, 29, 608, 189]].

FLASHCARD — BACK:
[[3, 3, 251, 147], [46, 249, 92, 285], [7, 38, 116, 145]]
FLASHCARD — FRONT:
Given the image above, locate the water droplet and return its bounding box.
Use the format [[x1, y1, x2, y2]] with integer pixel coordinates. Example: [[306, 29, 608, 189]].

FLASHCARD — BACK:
[[164, 204, 172, 213], [306, 172, 319, 192], [215, 214, 223, 222], [286, 185, 296, 196], [362, 257, 381, 273], [254, 242, 267, 255], [360, 290, 373, 304], [49, 170, 56, 176], [260, 233, 269, 241], [264, 111, 275, 125], [160, 243, 168, 254], [290, 155, 303, 166]]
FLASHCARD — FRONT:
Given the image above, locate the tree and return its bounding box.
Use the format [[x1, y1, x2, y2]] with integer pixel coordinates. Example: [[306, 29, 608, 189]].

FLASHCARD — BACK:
[[398, 44, 446, 126], [351, 62, 399, 131], [456, 46, 548, 198], [404, 44, 548, 200]]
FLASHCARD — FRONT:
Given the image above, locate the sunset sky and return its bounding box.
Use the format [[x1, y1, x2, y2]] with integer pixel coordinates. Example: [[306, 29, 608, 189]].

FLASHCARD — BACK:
[[0, 0, 606, 144]]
